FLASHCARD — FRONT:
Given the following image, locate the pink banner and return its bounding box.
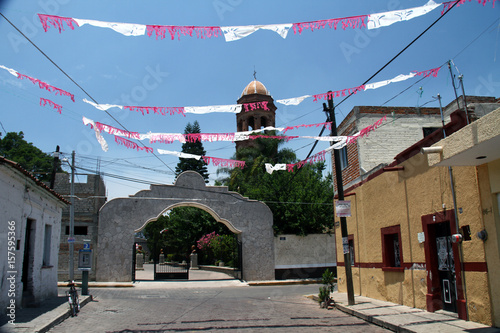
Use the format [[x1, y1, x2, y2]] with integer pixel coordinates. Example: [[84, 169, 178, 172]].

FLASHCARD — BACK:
[[293, 15, 367, 35], [94, 122, 140, 139], [39, 98, 62, 114], [124, 105, 186, 116], [202, 156, 245, 169], [346, 115, 387, 143], [185, 133, 236, 143], [286, 150, 327, 172], [412, 67, 441, 78], [38, 14, 79, 33], [313, 85, 365, 102], [242, 101, 270, 112], [282, 122, 332, 134], [146, 25, 223, 40], [441, 0, 495, 14], [115, 136, 153, 153], [17, 73, 75, 102]]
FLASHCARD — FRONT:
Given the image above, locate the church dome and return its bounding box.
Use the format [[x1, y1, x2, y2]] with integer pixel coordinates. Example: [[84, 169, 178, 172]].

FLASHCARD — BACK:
[[241, 80, 270, 97]]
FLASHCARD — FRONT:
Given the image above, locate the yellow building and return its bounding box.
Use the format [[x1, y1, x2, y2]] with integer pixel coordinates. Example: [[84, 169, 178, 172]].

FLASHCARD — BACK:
[[335, 106, 500, 326]]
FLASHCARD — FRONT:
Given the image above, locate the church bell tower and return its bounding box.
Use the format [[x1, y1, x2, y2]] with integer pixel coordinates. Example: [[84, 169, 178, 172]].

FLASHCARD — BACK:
[[236, 79, 277, 151]]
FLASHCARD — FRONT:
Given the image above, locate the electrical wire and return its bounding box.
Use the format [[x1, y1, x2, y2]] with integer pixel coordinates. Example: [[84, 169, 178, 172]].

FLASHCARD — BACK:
[[334, 0, 461, 110]]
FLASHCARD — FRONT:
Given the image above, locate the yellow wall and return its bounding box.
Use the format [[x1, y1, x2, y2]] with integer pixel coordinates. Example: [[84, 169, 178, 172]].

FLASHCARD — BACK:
[[335, 151, 496, 326], [479, 161, 500, 326]]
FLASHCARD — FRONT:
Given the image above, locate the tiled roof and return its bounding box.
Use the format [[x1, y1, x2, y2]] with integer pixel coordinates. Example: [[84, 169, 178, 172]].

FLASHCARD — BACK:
[[0, 156, 70, 205]]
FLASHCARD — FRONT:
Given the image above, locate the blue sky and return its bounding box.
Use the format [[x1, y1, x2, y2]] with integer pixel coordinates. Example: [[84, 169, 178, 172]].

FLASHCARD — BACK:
[[0, 0, 499, 199]]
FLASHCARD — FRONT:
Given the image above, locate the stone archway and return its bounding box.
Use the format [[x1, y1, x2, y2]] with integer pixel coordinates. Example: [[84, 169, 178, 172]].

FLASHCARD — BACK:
[[96, 171, 274, 282]]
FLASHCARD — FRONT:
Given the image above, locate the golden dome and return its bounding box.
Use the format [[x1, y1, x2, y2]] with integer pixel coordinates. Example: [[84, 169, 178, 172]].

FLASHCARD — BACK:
[[241, 80, 270, 97]]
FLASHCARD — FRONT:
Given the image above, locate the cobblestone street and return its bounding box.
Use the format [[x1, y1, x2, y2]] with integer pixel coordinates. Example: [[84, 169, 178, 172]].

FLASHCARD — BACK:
[[48, 282, 389, 332]]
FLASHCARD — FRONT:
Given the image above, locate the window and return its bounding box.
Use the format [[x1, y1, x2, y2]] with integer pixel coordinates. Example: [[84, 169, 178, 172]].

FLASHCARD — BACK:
[[381, 225, 403, 272], [423, 127, 440, 137], [65, 226, 88, 235], [43, 224, 52, 266], [339, 146, 348, 170]]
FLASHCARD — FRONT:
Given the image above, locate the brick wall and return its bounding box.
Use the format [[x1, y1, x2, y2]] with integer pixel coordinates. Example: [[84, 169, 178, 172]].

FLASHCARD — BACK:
[[331, 105, 443, 190]]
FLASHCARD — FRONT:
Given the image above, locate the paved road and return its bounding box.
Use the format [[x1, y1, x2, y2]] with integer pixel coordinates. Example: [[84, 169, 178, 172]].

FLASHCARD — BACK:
[[48, 282, 390, 332]]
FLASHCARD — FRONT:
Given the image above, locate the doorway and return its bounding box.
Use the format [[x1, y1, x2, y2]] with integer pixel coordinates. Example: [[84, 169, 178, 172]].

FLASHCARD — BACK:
[[421, 210, 466, 319], [22, 218, 35, 306], [434, 222, 457, 313]]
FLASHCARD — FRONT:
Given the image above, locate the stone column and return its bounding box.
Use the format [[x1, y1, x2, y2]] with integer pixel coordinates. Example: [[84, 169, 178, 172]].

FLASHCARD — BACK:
[[136, 253, 144, 270], [159, 250, 165, 264], [190, 253, 199, 269]]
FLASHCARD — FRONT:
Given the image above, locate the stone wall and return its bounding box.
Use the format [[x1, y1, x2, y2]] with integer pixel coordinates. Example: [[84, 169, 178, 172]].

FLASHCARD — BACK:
[[274, 234, 336, 279]]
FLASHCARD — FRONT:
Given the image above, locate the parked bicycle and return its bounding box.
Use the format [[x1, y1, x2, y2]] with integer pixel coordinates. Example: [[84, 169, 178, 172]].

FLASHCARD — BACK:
[[66, 280, 80, 317]]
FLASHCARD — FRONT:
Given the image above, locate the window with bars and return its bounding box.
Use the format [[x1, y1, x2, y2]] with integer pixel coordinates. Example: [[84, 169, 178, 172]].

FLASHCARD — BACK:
[[381, 225, 403, 272]]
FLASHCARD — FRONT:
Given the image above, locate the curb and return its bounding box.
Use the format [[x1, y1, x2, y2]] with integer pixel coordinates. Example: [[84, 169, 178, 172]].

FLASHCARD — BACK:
[[307, 294, 411, 333], [247, 279, 321, 286], [332, 302, 411, 333], [35, 295, 92, 333]]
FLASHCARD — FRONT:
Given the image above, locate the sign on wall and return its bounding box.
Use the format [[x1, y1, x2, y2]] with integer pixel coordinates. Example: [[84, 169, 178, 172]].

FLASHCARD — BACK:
[[335, 200, 351, 217]]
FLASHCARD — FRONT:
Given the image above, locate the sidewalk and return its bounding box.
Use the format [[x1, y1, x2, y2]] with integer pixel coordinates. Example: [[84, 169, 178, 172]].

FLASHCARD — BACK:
[[330, 292, 500, 333], [0, 295, 92, 333]]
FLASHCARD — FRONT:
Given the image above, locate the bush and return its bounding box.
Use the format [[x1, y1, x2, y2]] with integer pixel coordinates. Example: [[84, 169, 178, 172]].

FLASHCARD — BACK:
[[318, 269, 336, 308]]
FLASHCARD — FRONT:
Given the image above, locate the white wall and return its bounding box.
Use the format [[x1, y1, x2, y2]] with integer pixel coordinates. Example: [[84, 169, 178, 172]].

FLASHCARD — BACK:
[[0, 165, 63, 313]]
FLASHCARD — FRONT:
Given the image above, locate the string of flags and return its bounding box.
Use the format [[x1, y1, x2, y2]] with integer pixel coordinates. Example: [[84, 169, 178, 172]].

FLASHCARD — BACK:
[[36, 0, 496, 42], [1, 63, 442, 116], [82, 67, 442, 113], [0, 61, 439, 172], [80, 114, 387, 172], [266, 115, 387, 173]]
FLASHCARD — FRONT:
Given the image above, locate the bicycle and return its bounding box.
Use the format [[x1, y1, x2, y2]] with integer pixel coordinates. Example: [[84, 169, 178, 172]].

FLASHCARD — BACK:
[[66, 280, 80, 317]]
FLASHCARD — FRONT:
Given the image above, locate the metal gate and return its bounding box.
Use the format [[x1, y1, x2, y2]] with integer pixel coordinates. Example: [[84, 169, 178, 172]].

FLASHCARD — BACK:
[[154, 259, 189, 280]]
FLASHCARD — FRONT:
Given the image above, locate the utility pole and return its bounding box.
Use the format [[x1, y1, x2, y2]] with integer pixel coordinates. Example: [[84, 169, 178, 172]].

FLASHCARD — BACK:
[[447, 60, 469, 125], [458, 75, 469, 125], [323, 95, 355, 306], [69, 150, 75, 280]]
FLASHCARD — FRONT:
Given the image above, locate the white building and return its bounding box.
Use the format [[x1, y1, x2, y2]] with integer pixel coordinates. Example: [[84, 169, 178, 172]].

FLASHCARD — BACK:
[[0, 156, 68, 315]]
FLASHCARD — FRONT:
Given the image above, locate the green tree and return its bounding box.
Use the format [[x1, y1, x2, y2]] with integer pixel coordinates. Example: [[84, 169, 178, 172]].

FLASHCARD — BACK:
[[0, 131, 62, 182], [147, 207, 232, 262], [175, 121, 209, 182], [217, 133, 334, 236]]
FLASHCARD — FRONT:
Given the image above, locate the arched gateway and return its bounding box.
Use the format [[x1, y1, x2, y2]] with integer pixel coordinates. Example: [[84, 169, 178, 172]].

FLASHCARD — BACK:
[[96, 171, 275, 282]]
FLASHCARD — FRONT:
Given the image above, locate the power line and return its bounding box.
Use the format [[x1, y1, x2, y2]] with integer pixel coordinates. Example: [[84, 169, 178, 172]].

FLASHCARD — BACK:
[[0, 120, 7, 136], [334, 0, 461, 110]]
